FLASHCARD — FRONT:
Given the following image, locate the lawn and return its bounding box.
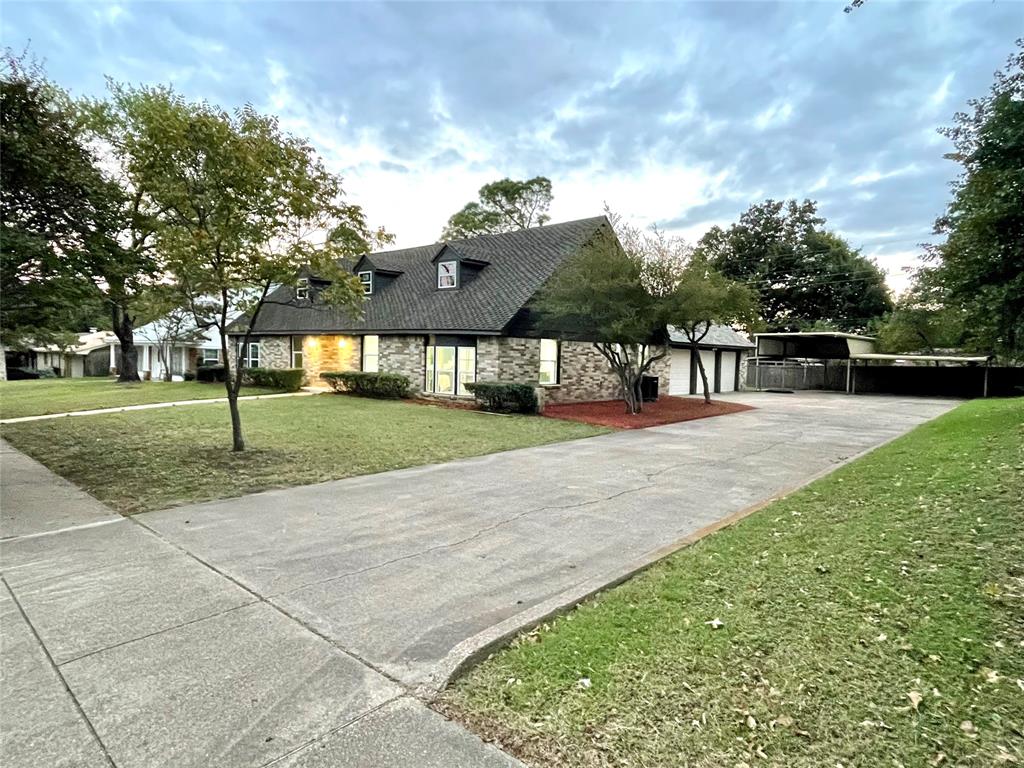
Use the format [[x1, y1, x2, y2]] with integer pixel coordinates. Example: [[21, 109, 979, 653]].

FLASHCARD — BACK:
[[0, 378, 285, 420], [442, 398, 1024, 768], [0, 394, 607, 514]]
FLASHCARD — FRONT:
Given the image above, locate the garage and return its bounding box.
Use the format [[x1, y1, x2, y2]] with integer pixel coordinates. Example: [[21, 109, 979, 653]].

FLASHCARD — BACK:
[[666, 325, 754, 396]]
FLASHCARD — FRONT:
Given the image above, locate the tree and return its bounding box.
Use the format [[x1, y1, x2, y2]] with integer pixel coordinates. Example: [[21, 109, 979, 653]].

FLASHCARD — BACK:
[[666, 258, 758, 404], [696, 199, 892, 333], [875, 270, 965, 354], [926, 41, 1024, 360], [441, 176, 552, 240], [0, 50, 105, 347], [535, 212, 674, 415], [101, 84, 385, 450]]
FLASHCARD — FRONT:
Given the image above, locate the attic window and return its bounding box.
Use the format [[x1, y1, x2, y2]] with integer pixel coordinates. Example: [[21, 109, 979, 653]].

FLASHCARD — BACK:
[[296, 278, 309, 300], [437, 261, 457, 289], [358, 271, 373, 295]]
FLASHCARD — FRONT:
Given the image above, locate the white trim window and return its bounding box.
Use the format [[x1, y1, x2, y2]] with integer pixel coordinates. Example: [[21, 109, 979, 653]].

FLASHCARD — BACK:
[[424, 341, 475, 395], [238, 341, 260, 369], [291, 336, 304, 368], [362, 335, 379, 372], [358, 271, 373, 295], [200, 348, 220, 364], [539, 338, 560, 384], [296, 278, 309, 300], [437, 261, 457, 289]]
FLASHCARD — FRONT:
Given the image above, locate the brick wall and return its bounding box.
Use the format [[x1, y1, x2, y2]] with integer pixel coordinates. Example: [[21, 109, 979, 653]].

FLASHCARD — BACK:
[[379, 335, 426, 392]]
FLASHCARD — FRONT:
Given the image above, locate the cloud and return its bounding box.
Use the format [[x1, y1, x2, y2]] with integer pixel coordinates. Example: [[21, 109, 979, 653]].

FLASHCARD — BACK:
[[3, 0, 1020, 294]]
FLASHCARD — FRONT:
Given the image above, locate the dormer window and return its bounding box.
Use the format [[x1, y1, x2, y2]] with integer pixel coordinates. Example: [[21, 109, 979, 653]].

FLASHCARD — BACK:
[[296, 278, 309, 300], [358, 271, 373, 295], [437, 261, 457, 289]]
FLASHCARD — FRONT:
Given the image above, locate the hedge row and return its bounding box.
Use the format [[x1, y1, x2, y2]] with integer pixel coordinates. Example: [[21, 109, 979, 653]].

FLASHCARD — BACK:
[[321, 371, 410, 398], [465, 381, 538, 413], [243, 367, 305, 391]]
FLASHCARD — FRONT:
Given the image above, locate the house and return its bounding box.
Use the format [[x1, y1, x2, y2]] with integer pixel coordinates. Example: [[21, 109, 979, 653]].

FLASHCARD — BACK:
[[228, 217, 752, 403], [7, 329, 116, 378]]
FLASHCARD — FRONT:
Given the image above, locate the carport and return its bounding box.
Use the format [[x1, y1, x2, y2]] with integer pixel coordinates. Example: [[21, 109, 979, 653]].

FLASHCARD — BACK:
[[748, 332, 874, 391], [846, 353, 993, 397]]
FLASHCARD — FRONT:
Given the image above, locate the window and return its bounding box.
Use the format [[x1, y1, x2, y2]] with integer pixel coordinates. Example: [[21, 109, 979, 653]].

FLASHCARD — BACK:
[[200, 348, 220, 364], [362, 335, 379, 372], [291, 336, 304, 368], [296, 278, 309, 300], [424, 341, 475, 395], [437, 261, 457, 289], [539, 338, 560, 384], [237, 341, 260, 369], [358, 271, 373, 295]]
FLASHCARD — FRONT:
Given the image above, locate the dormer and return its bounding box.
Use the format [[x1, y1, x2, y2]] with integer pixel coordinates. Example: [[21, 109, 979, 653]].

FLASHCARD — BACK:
[[432, 244, 489, 290], [352, 255, 403, 297]]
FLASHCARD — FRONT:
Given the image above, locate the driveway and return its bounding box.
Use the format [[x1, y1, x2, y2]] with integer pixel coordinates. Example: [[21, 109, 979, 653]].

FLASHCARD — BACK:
[[0, 392, 957, 768]]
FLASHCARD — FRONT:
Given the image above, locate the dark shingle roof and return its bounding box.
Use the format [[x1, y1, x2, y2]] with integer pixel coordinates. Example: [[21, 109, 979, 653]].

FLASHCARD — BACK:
[[668, 324, 755, 349], [235, 216, 608, 335]]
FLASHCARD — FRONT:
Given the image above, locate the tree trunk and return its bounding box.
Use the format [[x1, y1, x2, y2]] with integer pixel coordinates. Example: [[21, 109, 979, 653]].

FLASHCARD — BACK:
[[111, 304, 141, 383], [692, 342, 711, 404], [227, 388, 245, 452]]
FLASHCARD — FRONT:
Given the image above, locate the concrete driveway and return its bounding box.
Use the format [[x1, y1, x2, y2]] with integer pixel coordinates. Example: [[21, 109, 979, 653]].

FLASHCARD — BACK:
[[0, 392, 957, 768]]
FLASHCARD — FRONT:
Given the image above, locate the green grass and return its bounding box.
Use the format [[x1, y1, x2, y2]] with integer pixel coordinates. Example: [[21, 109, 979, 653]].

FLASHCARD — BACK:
[[0, 394, 607, 513], [442, 398, 1024, 768], [0, 378, 285, 420]]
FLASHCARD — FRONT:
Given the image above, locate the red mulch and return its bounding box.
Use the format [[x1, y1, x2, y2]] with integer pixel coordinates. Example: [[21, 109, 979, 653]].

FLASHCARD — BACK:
[[542, 395, 754, 429]]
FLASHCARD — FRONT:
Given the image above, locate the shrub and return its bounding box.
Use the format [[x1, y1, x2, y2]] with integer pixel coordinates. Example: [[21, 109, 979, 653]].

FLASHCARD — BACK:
[[466, 381, 538, 414], [321, 371, 410, 398], [196, 364, 228, 383], [243, 367, 304, 391], [183, 370, 196, 382]]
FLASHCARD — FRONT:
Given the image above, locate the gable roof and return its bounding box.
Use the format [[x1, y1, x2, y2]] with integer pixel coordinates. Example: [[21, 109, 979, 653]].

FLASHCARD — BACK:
[[668, 324, 755, 349], [235, 216, 609, 335]]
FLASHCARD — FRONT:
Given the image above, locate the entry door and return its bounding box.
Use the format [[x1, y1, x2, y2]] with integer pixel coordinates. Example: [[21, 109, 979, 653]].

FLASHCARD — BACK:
[[433, 346, 456, 394]]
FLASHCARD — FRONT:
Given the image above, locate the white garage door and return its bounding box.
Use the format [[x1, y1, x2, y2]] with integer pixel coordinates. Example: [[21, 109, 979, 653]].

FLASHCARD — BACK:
[[668, 349, 691, 395], [720, 351, 738, 392], [698, 350, 716, 393]]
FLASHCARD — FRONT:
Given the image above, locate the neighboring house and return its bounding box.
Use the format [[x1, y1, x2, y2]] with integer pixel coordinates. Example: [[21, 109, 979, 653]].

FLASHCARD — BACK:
[[9, 329, 115, 378], [229, 216, 753, 403]]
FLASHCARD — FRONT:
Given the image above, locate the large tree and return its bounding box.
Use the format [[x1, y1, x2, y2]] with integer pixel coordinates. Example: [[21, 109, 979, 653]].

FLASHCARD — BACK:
[[100, 84, 385, 450], [696, 199, 891, 333], [926, 41, 1024, 359], [0, 51, 105, 349], [875, 270, 965, 355], [441, 176, 552, 240]]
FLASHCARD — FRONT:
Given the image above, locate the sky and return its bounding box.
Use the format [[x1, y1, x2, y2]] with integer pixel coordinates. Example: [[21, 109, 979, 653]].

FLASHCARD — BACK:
[[3, 1, 1018, 294]]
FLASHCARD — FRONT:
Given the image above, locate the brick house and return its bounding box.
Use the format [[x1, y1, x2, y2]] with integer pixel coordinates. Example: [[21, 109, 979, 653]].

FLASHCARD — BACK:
[[228, 216, 743, 403]]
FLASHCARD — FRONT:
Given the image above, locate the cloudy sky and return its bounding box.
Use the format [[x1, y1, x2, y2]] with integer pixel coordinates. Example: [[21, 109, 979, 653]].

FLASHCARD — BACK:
[[3, 1, 1017, 293]]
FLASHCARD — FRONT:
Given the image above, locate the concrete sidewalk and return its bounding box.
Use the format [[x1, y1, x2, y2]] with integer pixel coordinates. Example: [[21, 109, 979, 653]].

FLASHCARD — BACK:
[[0, 393, 957, 767], [0, 442, 521, 768]]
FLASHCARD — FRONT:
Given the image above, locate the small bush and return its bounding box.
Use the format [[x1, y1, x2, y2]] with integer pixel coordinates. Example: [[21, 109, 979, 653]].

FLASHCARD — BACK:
[[243, 367, 304, 391], [321, 371, 410, 398], [466, 381, 538, 414], [183, 370, 196, 382], [196, 364, 228, 383]]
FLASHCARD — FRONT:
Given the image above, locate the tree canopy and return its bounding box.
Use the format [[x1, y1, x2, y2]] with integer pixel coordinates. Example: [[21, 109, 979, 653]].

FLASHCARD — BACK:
[[97, 83, 385, 449], [925, 41, 1024, 359], [695, 199, 891, 333], [441, 176, 552, 240]]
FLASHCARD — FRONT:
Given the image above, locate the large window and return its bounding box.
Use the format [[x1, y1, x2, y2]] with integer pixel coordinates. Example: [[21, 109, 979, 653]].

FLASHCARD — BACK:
[[425, 339, 475, 395], [291, 336, 304, 368], [200, 348, 220, 364], [358, 271, 373, 295], [437, 261, 457, 289], [539, 338, 560, 384], [362, 335, 379, 372]]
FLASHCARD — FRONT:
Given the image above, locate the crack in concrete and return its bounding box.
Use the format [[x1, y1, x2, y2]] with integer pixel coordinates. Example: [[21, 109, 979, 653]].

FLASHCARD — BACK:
[[270, 483, 657, 599]]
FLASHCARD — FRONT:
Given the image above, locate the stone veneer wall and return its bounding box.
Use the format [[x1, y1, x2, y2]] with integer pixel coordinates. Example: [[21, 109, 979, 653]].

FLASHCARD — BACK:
[[302, 335, 359, 385], [378, 335, 426, 392], [255, 336, 290, 370]]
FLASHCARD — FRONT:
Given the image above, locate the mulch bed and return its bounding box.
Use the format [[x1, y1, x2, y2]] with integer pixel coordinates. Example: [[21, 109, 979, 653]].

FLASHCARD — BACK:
[[542, 395, 754, 429]]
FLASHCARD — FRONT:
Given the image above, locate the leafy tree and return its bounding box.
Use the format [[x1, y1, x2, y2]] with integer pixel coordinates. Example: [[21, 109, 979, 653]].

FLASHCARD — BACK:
[[100, 84, 385, 450], [666, 258, 758, 404], [0, 51, 104, 348], [441, 176, 552, 240], [875, 271, 965, 354], [927, 41, 1024, 359], [537, 211, 677, 413], [696, 199, 892, 333]]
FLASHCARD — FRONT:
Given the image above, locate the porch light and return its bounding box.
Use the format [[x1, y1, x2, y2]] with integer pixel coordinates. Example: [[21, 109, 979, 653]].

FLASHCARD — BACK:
[[338, 339, 347, 348]]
